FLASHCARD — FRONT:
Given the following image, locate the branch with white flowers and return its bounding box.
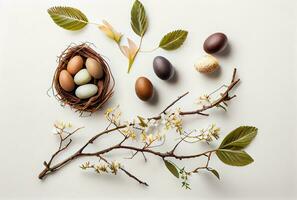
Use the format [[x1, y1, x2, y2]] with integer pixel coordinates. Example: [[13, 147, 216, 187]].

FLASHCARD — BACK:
[[39, 69, 257, 189]]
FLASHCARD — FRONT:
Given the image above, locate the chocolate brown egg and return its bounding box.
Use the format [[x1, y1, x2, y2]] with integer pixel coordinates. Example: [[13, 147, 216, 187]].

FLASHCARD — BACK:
[[59, 70, 75, 92], [67, 55, 84, 75], [203, 33, 228, 54], [135, 77, 153, 101]]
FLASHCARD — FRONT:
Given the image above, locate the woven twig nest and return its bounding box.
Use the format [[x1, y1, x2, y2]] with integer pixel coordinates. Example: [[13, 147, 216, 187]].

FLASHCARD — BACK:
[[52, 43, 114, 114]]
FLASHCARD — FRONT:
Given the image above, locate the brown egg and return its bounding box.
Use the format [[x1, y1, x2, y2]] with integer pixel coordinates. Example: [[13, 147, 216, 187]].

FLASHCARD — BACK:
[[67, 55, 84, 75], [59, 70, 75, 92], [135, 77, 153, 101], [86, 57, 104, 79], [203, 33, 228, 54]]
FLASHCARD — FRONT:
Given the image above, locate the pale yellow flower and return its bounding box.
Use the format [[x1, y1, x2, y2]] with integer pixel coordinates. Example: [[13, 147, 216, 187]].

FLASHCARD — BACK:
[[120, 38, 139, 73], [54, 120, 72, 130], [196, 94, 211, 106], [95, 164, 108, 173], [197, 124, 220, 143], [99, 20, 122, 43], [147, 134, 154, 143], [110, 161, 121, 174], [141, 132, 147, 142], [161, 109, 183, 133], [209, 124, 220, 139], [122, 123, 137, 140]]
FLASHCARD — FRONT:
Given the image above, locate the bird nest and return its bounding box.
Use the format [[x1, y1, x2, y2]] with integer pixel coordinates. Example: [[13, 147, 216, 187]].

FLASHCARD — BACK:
[[51, 43, 114, 114]]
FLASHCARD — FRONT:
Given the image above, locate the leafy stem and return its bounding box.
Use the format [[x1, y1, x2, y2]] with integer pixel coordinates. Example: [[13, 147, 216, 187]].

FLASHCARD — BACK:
[[128, 36, 144, 73], [48, 2, 188, 73], [139, 46, 159, 53]]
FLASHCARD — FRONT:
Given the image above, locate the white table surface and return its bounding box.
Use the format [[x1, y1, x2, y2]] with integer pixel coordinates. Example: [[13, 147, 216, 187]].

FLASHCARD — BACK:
[[0, 0, 296, 199]]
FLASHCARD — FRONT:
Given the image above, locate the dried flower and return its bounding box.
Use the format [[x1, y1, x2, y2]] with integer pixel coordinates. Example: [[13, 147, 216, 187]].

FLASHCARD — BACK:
[[120, 38, 139, 73], [99, 20, 122, 43]]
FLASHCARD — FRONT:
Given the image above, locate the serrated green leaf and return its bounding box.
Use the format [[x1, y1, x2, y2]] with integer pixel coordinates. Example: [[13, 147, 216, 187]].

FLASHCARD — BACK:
[[209, 169, 220, 179], [164, 160, 179, 178], [159, 30, 188, 50], [137, 116, 147, 127], [48, 6, 88, 31], [131, 0, 148, 37], [219, 126, 258, 150], [216, 149, 254, 166]]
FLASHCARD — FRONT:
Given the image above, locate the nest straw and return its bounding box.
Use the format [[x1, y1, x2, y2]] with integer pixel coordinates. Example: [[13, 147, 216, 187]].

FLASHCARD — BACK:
[[52, 43, 114, 114]]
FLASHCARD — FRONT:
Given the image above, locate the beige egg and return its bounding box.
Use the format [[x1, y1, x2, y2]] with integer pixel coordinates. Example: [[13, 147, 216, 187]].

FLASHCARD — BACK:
[[86, 57, 104, 79], [67, 55, 84, 75], [59, 70, 75, 92], [194, 54, 219, 73]]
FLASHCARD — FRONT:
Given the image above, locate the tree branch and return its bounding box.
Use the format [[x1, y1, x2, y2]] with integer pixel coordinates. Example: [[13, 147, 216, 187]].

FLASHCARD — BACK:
[[39, 69, 240, 186]]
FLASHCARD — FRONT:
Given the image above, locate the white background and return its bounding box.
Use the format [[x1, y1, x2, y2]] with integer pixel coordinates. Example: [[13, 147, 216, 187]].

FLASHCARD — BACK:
[[0, 0, 296, 199]]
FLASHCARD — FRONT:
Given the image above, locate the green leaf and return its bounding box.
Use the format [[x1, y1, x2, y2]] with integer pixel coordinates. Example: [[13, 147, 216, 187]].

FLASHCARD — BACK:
[[131, 0, 148, 37], [219, 126, 258, 150], [159, 30, 188, 50], [209, 169, 220, 179], [164, 160, 179, 178], [48, 6, 88, 31], [216, 149, 254, 166], [137, 116, 147, 127], [216, 104, 227, 111]]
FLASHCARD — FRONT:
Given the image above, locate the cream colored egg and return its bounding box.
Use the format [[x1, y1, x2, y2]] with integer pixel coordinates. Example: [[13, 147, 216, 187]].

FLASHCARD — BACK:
[[86, 57, 104, 79], [67, 55, 84, 75], [75, 84, 98, 99], [59, 70, 75, 92], [194, 54, 219, 73], [74, 69, 91, 85]]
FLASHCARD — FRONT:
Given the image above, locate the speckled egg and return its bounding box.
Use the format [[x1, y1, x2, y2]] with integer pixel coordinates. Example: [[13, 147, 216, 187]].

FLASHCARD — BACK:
[[86, 57, 104, 79], [67, 55, 84, 75], [135, 77, 154, 101], [59, 70, 75, 92], [195, 54, 219, 73]]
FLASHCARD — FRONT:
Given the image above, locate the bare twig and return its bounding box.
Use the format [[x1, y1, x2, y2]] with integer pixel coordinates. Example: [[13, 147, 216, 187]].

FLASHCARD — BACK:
[[98, 155, 149, 186], [160, 92, 189, 115]]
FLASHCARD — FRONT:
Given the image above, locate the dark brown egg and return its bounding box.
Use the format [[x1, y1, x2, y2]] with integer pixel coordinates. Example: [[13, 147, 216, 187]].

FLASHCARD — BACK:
[[203, 32, 228, 54], [153, 56, 173, 80], [135, 77, 153, 101]]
